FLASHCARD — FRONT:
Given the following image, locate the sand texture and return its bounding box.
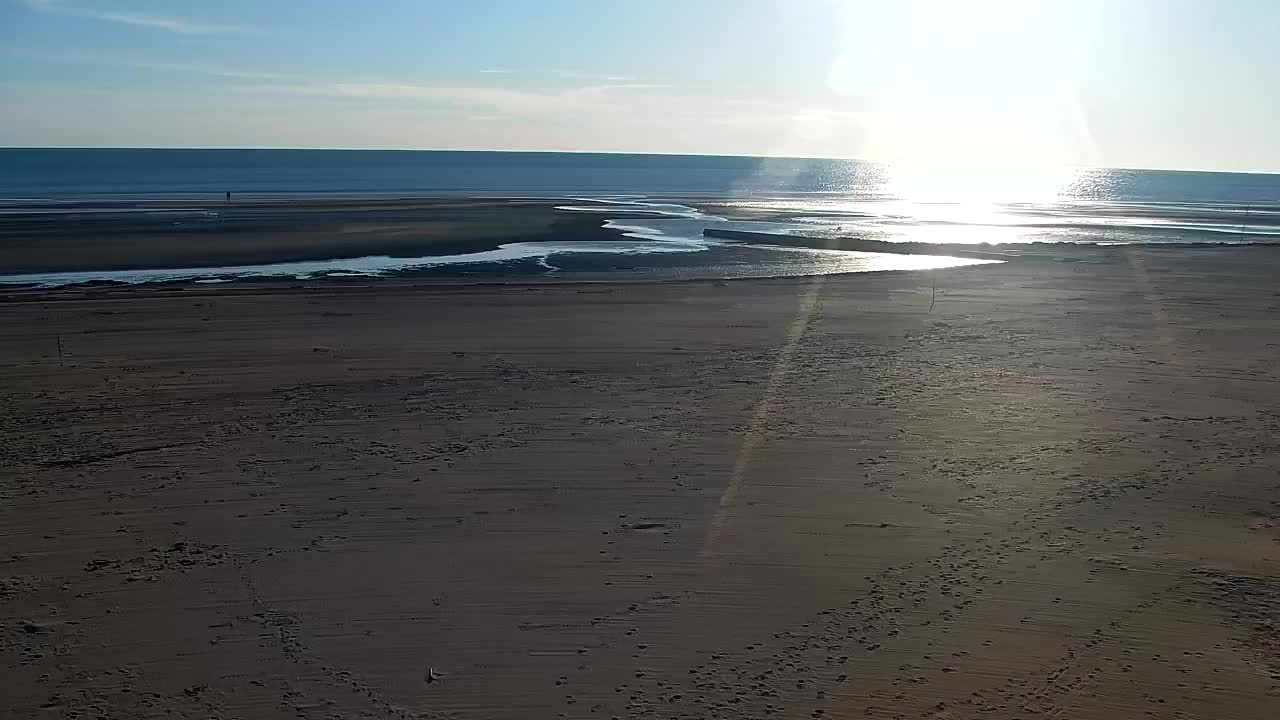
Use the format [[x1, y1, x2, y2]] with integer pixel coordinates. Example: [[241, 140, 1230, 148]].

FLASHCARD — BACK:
[[3, 246, 1280, 718]]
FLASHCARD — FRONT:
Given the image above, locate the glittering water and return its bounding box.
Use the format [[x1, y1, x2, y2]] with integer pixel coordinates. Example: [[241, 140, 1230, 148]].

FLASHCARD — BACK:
[[3, 149, 1274, 286]]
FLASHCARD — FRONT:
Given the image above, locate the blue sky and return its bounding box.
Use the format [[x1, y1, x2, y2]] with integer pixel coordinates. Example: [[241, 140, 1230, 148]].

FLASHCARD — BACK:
[[1, 0, 1278, 171]]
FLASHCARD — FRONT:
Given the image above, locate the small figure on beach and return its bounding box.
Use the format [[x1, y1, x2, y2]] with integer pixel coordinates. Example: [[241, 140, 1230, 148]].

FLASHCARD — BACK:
[[226, 191, 231, 202]]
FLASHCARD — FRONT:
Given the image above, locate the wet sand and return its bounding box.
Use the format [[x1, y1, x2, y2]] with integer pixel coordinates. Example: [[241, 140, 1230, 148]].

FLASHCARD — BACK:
[[0, 199, 634, 274], [2, 246, 1280, 719]]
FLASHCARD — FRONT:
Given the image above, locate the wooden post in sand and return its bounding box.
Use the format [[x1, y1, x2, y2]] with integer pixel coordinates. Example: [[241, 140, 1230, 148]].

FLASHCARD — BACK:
[[56, 333, 64, 368]]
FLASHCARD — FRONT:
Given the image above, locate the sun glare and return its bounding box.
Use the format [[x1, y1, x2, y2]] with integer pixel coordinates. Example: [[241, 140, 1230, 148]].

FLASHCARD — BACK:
[[832, 0, 1098, 167], [884, 163, 1081, 206]]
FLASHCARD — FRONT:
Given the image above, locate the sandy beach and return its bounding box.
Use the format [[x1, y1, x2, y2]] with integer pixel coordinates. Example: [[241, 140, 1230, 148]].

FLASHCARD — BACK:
[[3, 246, 1280, 719]]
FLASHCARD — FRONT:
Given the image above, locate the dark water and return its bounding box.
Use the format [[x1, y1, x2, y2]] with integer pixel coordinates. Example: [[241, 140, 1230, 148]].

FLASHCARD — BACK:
[[3, 148, 1280, 203]]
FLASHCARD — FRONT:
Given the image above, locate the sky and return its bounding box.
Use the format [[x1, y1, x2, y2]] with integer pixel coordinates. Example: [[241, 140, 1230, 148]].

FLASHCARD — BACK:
[[1, 0, 1278, 172]]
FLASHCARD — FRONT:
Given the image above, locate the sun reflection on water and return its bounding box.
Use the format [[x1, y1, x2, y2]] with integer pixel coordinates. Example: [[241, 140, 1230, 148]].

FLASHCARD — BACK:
[[883, 163, 1081, 204], [747, 245, 1002, 274]]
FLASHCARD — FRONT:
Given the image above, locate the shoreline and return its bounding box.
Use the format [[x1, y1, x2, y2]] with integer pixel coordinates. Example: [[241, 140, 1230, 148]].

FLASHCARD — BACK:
[[0, 198, 639, 275], [2, 243, 1278, 308], [5, 194, 1280, 291], [5, 233, 1280, 297]]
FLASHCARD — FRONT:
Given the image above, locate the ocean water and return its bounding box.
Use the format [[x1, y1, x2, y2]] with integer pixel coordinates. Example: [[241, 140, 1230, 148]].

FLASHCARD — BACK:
[[1, 149, 1276, 286], [4, 148, 1280, 205]]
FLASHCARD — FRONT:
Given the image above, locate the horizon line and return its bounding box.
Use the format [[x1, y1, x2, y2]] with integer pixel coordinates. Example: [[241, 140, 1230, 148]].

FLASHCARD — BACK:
[[1, 145, 1276, 177]]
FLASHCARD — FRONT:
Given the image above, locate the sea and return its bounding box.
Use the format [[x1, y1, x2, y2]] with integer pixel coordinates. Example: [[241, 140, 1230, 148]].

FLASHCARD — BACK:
[[2, 148, 1278, 286]]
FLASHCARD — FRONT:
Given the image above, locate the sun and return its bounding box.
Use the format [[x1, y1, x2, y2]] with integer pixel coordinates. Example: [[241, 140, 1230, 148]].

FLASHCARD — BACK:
[[833, 0, 1097, 168]]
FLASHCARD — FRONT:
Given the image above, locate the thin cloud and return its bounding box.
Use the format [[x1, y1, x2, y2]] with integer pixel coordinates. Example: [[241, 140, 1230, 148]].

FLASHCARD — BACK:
[[8, 47, 661, 113], [478, 69, 512, 75], [21, 0, 243, 34], [324, 82, 583, 114], [556, 70, 634, 83], [9, 47, 294, 82], [309, 80, 666, 116]]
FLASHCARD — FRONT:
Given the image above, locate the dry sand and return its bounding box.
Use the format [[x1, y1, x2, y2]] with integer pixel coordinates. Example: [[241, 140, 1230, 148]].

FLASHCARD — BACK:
[[2, 246, 1279, 719]]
